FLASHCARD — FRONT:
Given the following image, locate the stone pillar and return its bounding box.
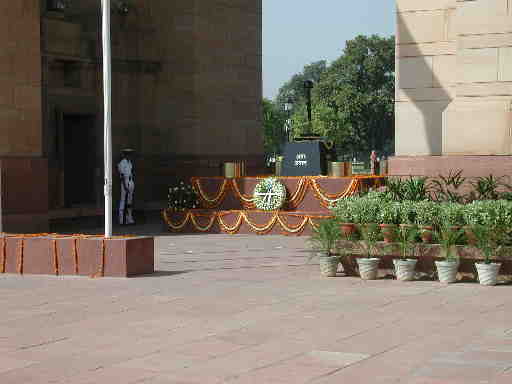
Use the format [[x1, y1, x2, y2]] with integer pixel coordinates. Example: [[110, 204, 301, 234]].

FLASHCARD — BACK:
[[391, 0, 512, 177], [443, 0, 512, 155], [0, 2, 48, 232]]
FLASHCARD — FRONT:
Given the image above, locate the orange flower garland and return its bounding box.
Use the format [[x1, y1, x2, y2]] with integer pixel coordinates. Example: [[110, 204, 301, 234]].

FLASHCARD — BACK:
[[52, 239, 59, 276], [163, 209, 334, 236], [16, 239, 24, 275], [190, 176, 380, 210], [1, 237, 6, 273]]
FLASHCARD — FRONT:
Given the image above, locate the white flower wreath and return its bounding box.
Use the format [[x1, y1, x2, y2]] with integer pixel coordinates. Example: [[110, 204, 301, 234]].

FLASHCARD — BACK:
[[253, 178, 287, 211]]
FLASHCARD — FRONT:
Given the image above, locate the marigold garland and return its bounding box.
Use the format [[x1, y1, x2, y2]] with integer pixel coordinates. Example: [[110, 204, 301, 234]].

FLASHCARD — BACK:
[[190, 176, 378, 210], [163, 209, 334, 236], [73, 238, 79, 275], [17, 239, 24, 275], [52, 239, 59, 276], [1, 238, 6, 273]]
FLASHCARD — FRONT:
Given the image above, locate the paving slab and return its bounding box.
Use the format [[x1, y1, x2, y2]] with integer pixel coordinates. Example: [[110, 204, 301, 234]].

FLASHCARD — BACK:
[[1, 233, 512, 383]]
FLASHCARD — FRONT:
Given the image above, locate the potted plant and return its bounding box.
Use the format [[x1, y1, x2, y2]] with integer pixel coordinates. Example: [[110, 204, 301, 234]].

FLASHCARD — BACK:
[[463, 201, 493, 245], [440, 202, 466, 230], [414, 200, 440, 243], [352, 197, 380, 226], [399, 200, 417, 229], [355, 223, 381, 280], [332, 198, 357, 237], [378, 201, 401, 243], [471, 224, 502, 286], [308, 218, 342, 277], [435, 222, 463, 284], [393, 225, 420, 281]]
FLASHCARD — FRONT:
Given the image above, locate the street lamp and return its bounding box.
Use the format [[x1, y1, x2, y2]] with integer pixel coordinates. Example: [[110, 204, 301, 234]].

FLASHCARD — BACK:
[[304, 79, 314, 135], [283, 96, 293, 142]]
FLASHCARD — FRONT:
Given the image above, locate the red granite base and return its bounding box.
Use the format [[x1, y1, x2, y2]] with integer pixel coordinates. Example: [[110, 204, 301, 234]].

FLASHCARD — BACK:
[[388, 155, 512, 178], [0, 235, 154, 278]]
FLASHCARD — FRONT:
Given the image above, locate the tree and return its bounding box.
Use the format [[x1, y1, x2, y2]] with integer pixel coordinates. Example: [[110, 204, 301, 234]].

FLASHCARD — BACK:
[[279, 35, 395, 157], [311, 35, 395, 156], [274, 60, 328, 109], [262, 98, 286, 155]]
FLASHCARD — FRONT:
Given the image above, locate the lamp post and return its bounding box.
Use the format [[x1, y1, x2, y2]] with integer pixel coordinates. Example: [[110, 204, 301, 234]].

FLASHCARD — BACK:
[[102, 0, 113, 238], [283, 96, 293, 143], [304, 79, 314, 135]]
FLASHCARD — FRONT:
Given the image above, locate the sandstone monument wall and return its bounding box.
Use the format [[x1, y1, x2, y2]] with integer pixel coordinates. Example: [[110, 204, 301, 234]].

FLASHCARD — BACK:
[[392, 0, 512, 176], [0, 0, 263, 232]]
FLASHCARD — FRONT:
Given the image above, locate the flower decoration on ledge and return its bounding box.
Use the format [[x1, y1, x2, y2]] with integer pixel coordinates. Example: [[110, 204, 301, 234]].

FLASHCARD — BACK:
[[253, 178, 287, 211], [168, 181, 200, 212]]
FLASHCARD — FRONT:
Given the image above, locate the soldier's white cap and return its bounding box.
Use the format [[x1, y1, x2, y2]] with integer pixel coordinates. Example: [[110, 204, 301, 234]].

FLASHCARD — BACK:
[[121, 148, 135, 153]]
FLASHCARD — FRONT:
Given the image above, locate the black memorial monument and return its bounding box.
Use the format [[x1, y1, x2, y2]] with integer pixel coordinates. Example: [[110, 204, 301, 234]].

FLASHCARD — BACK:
[[280, 80, 336, 176]]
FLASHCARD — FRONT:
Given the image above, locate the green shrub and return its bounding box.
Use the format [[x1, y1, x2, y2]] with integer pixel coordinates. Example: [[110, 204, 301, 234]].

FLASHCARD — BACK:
[[439, 203, 465, 227], [331, 197, 357, 223], [308, 218, 341, 256], [351, 196, 381, 224], [399, 201, 418, 225], [378, 201, 401, 225], [414, 200, 441, 227]]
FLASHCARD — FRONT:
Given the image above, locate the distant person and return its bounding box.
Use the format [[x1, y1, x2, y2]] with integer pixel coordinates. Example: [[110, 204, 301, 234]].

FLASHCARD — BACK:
[[118, 149, 135, 225]]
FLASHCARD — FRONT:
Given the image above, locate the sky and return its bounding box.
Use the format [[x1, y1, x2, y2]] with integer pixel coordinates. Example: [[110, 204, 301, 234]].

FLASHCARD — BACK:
[[262, 0, 396, 100]]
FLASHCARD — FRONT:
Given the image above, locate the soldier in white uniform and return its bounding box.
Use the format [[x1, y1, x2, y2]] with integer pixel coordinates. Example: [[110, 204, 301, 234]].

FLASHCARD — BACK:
[[118, 149, 135, 225]]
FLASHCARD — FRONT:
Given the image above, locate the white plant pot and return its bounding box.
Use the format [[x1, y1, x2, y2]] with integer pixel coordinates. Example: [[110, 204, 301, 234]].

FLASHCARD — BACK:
[[476, 262, 501, 286], [357, 258, 380, 280], [393, 259, 417, 281], [435, 260, 459, 284], [319, 256, 339, 277]]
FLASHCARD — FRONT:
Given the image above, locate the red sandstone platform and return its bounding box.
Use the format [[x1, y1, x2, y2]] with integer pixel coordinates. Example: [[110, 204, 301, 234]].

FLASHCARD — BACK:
[[164, 176, 385, 235], [0, 234, 154, 278]]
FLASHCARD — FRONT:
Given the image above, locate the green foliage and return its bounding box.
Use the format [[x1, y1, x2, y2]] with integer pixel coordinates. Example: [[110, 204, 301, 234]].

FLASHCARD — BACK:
[[308, 218, 341, 256], [414, 200, 441, 227], [378, 201, 401, 225], [395, 225, 420, 260], [331, 197, 357, 223], [168, 182, 200, 211], [402, 177, 430, 201], [385, 177, 430, 202], [262, 98, 286, 155], [280, 35, 394, 154], [469, 175, 509, 201], [275, 61, 328, 108], [471, 224, 502, 264], [357, 223, 381, 259], [430, 170, 467, 203], [399, 201, 418, 225], [351, 196, 381, 224], [439, 203, 465, 227], [437, 222, 463, 262]]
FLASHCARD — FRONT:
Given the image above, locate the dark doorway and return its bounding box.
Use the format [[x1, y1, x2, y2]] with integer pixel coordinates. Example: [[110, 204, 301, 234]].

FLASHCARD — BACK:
[[62, 115, 97, 207]]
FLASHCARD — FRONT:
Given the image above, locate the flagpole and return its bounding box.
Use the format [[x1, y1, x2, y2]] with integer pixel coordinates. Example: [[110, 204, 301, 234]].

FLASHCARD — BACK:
[[102, 0, 113, 238]]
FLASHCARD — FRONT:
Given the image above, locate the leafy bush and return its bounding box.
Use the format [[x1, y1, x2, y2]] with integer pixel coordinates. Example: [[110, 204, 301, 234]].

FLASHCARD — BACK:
[[378, 201, 401, 225], [331, 197, 357, 223], [439, 203, 465, 227], [395, 225, 420, 260], [437, 222, 463, 262], [168, 181, 200, 211], [357, 223, 381, 259], [308, 218, 341, 256], [399, 201, 418, 225], [414, 200, 441, 227], [352, 196, 381, 224], [463, 200, 494, 226], [402, 177, 430, 201], [430, 170, 467, 203]]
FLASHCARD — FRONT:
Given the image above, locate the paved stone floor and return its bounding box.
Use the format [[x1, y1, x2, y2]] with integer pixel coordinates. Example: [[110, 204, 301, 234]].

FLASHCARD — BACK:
[[1, 233, 512, 383]]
